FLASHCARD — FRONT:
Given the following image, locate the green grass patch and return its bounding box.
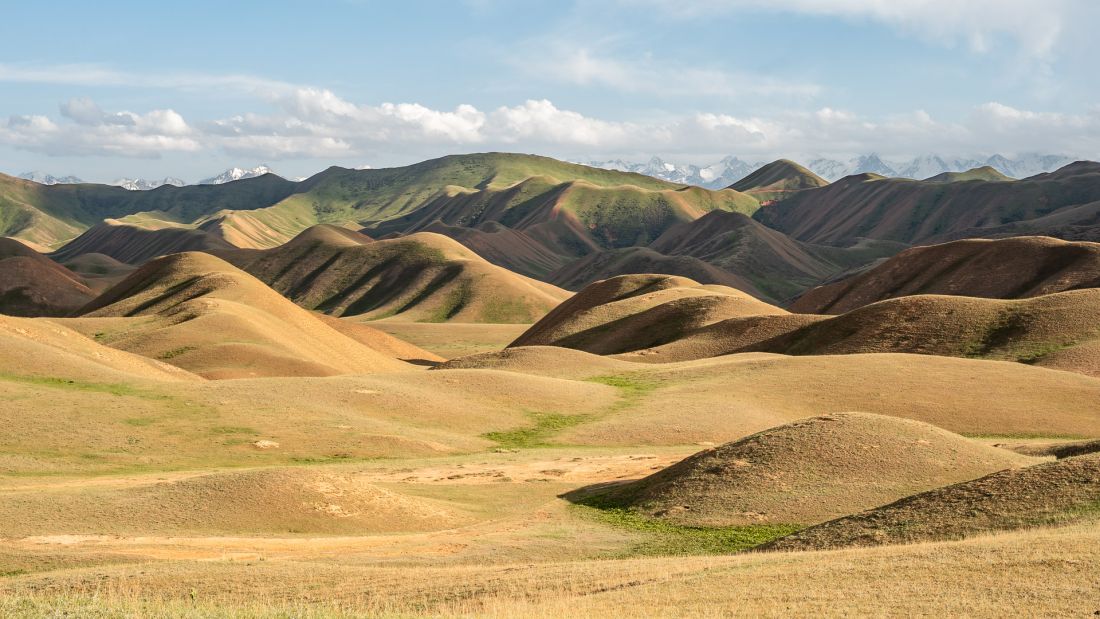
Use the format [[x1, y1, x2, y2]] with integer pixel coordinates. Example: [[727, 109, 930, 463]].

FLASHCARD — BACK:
[[587, 373, 661, 411], [482, 411, 590, 448], [209, 426, 260, 435], [573, 504, 800, 556], [122, 417, 157, 427], [157, 345, 197, 360], [0, 374, 172, 400]]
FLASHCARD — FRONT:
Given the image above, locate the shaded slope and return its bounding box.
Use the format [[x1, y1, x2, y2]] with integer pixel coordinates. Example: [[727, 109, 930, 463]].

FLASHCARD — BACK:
[[51, 220, 235, 264], [648, 210, 901, 302], [791, 236, 1100, 314], [421, 220, 569, 279], [76, 252, 411, 378], [226, 226, 568, 323], [548, 246, 761, 295], [576, 412, 1032, 527], [56, 252, 135, 294], [510, 274, 785, 354], [0, 237, 95, 316], [756, 161, 1100, 246], [766, 454, 1100, 550]]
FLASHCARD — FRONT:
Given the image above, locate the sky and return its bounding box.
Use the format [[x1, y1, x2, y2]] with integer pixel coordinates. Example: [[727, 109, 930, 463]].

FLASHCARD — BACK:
[[1, 0, 1099, 182]]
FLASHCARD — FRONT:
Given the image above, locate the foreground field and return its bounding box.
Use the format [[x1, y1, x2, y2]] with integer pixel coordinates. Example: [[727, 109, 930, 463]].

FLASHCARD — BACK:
[[1, 449, 1098, 617]]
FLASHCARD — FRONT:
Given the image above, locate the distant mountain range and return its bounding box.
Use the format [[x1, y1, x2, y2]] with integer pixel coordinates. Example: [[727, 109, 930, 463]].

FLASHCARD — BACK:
[[16, 165, 278, 190], [580, 153, 1076, 187], [199, 165, 275, 185], [111, 177, 186, 191], [16, 171, 85, 185]]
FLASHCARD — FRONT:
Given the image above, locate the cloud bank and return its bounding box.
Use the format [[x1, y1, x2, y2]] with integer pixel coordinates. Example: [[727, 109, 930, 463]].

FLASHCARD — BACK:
[[2, 88, 1097, 164]]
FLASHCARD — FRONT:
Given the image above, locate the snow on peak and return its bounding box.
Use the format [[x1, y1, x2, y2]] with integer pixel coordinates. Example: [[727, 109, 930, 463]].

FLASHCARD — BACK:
[[199, 165, 276, 185]]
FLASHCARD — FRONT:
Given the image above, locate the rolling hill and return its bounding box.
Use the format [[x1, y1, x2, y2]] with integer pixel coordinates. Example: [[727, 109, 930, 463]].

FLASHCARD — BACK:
[[615, 287, 1100, 376], [924, 165, 1013, 183], [765, 453, 1100, 550], [755, 161, 1100, 246], [510, 274, 785, 354], [50, 219, 235, 264], [0, 237, 95, 316], [728, 159, 828, 201], [574, 412, 1032, 527], [791, 236, 1100, 314], [72, 251, 417, 378], [223, 225, 570, 323]]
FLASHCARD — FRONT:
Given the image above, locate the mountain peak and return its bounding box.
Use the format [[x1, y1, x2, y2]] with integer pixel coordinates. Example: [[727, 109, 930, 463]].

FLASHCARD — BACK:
[[729, 159, 828, 195], [199, 165, 277, 185]]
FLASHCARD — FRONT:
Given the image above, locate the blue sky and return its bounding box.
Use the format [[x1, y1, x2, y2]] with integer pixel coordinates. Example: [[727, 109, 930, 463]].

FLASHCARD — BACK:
[[1, 0, 1098, 182]]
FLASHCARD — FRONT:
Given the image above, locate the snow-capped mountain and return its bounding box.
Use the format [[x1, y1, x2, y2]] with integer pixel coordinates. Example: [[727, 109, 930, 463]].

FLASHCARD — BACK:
[[585, 153, 1076, 187], [111, 177, 185, 191], [199, 165, 275, 185], [806, 153, 1075, 181], [579, 156, 764, 189], [18, 171, 84, 185]]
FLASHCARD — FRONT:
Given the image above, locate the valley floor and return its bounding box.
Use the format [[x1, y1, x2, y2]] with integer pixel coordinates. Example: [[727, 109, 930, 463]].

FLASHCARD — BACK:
[[1, 447, 1098, 617]]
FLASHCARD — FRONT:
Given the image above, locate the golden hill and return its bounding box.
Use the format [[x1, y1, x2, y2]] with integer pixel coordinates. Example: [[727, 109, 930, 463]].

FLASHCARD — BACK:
[[0, 314, 198, 383], [571, 412, 1033, 527], [793, 236, 1100, 314], [765, 453, 1100, 551], [73, 251, 414, 378], [0, 237, 96, 316], [510, 274, 785, 354], [226, 226, 569, 323]]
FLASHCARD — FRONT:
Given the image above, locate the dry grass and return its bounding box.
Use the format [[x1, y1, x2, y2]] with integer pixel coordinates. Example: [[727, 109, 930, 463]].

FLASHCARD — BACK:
[[3, 523, 1099, 617]]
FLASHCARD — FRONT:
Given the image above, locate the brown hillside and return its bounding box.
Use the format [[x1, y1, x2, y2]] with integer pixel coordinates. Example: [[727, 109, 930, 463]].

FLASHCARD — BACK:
[[765, 454, 1100, 551], [0, 237, 95, 316], [422, 220, 569, 279], [75, 251, 411, 378], [649, 211, 903, 303], [760, 290, 1100, 377], [755, 160, 1100, 246], [548, 246, 761, 295], [577, 412, 1033, 527], [57, 252, 136, 294], [51, 220, 235, 265], [792, 236, 1100, 314], [226, 227, 569, 323], [510, 274, 785, 354]]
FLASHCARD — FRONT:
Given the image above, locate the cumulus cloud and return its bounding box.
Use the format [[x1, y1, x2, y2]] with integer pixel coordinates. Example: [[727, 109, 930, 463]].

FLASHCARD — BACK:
[[1, 98, 199, 157], [1, 90, 1098, 163]]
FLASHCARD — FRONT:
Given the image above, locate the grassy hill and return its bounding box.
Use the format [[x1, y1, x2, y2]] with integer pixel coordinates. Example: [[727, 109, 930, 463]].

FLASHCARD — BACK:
[[223, 225, 570, 323], [766, 453, 1100, 550], [924, 165, 1013, 183], [728, 159, 828, 201], [575, 412, 1032, 526]]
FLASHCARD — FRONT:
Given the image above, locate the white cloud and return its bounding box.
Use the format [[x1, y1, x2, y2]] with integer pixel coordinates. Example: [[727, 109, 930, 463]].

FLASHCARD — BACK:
[[2, 91, 1097, 163], [1, 99, 199, 157]]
